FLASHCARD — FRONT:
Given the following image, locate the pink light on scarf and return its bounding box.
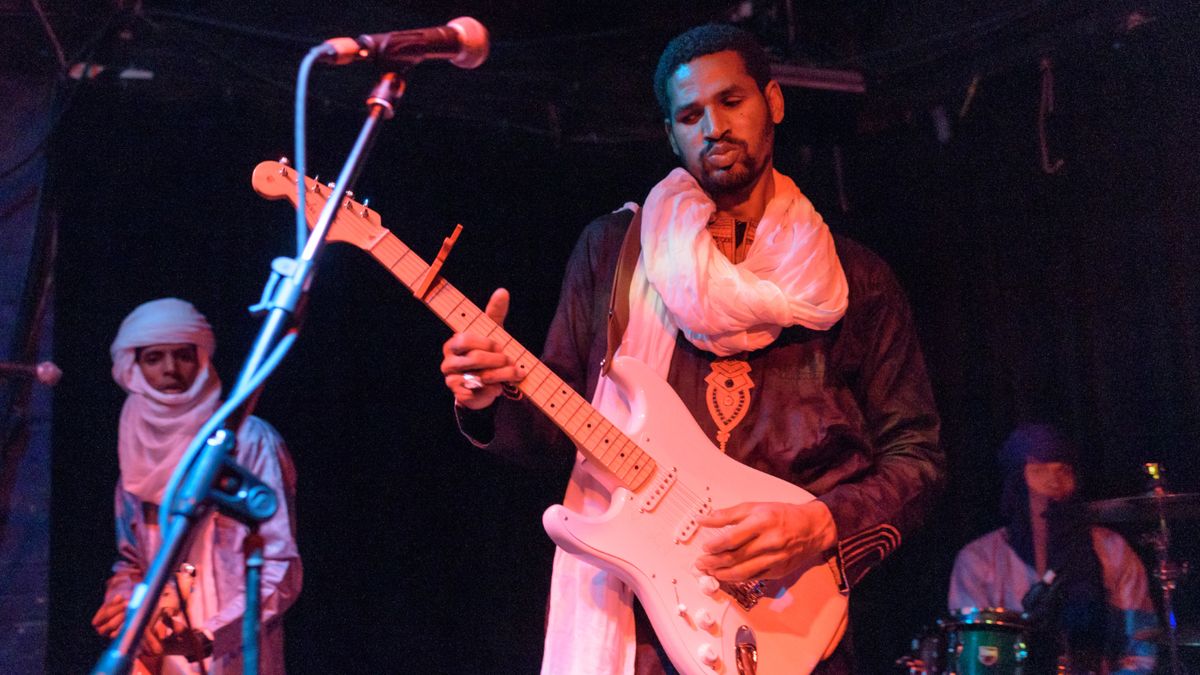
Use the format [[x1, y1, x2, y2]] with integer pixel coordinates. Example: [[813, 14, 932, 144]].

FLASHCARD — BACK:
[[109, 298, 222, 503]]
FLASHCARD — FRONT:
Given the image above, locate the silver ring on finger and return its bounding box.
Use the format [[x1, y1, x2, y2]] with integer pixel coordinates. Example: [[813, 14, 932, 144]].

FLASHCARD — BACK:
[[461, 372, 484, 390]]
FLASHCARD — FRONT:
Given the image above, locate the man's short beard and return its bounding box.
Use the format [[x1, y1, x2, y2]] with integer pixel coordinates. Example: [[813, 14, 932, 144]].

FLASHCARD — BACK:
[[689, 122, 774, 197], [697, 160, 758, 195]]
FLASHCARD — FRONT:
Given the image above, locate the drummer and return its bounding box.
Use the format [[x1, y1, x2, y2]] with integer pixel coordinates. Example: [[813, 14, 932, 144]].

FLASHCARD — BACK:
[[948, 423, 1157, 673]]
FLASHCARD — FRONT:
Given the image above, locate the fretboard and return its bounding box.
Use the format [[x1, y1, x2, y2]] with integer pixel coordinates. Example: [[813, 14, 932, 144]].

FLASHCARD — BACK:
[[366, 230, 656, 491]]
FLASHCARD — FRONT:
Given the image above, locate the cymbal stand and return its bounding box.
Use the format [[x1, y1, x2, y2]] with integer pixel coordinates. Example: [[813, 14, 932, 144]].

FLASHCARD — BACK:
[[1145, 463, 1187, 675]]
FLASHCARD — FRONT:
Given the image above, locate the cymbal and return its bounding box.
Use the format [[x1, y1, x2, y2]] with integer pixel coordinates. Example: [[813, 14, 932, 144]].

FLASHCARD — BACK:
[[1050, 493, 1200, 524], [1133, 625, 1200, 647]]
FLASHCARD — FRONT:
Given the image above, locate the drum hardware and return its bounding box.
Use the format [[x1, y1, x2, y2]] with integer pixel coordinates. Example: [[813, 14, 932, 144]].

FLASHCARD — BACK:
[[1142, 463, 1191, 675], [940, 609, 1030, 675], [1048, 463, 1196, 674], [1133, 624, 1200, 647], [897, 609, 1031, 674], [1067, 492, 1200, 523], [896, 624, 944, 674]]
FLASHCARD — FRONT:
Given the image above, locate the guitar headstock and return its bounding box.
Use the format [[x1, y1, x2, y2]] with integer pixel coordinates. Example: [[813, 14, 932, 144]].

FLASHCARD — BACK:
[[251, 160, 386, 249]]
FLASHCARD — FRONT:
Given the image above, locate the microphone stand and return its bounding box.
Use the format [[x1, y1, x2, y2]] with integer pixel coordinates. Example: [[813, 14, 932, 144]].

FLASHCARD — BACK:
[[91, 66, 411, 675], [243, 528, 265, 674]]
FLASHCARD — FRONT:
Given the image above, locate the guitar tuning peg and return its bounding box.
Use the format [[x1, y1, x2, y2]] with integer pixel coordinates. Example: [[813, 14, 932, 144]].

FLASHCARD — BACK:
[[309, 176, 321, 193], [327, 181, 335, 188], [278, 156, 290, 165], [359, 198, 371, 217], [346, 191, 354, 199]]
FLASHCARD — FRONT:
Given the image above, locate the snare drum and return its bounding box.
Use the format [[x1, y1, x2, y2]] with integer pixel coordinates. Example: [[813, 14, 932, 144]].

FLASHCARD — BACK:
[[939, 608, 1030, 674]]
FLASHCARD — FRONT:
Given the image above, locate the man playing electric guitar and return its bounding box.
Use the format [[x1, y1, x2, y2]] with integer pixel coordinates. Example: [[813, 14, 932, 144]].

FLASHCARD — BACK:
[[440, 24, 943, 674]]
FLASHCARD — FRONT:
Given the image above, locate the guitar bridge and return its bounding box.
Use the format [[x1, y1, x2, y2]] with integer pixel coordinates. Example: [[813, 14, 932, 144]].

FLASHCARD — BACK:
[[721, 579, 767, 611]]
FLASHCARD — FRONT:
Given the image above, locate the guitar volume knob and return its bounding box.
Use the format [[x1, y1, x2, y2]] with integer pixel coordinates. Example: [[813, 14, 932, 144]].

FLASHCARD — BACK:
[[697, 642, 719, 666]]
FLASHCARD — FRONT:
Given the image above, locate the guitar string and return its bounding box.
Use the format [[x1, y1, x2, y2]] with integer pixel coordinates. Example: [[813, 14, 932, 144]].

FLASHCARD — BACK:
[[310, 178, 770, 584], [419, 258, 752, 570], [283, 169, 720, 526], [349, 201, 738, 542], [288, 173, 836, 619], [340, 200, 723, 518]]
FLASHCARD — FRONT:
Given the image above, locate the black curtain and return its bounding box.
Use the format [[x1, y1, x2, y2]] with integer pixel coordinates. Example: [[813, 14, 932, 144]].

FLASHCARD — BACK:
[[841, 17, 1200, 670]]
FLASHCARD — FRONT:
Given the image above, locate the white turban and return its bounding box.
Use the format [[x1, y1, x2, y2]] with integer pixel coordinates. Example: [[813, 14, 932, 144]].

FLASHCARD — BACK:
[[110, 298, 222, 503]]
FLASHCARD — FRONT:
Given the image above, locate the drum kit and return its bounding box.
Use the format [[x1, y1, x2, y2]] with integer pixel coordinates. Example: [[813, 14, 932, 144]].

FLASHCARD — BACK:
[[898, 609, 1032, 675], [897, 463, 1200, 675]]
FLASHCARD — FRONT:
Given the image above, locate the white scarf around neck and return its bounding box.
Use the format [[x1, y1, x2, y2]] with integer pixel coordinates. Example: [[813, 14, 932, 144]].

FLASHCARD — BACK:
[[110, 298, 221, 504]]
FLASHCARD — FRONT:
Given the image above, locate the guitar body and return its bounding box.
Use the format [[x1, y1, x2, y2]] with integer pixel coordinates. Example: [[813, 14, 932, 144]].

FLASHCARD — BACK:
[[543, 356, 847, 675], [250, 161, 848, 675]]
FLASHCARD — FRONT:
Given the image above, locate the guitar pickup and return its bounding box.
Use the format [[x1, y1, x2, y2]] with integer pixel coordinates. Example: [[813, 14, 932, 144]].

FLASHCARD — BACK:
[[639, 467, 677, 513], [674, 501, 712, 544]]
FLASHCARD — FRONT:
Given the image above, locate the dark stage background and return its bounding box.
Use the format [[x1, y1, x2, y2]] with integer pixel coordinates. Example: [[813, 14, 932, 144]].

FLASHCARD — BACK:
[[3, 0, 1198, 672]]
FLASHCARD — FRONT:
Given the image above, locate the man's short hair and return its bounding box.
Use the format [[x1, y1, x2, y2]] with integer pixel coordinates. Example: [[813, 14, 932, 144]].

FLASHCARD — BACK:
[[653, 24, 773, 118]]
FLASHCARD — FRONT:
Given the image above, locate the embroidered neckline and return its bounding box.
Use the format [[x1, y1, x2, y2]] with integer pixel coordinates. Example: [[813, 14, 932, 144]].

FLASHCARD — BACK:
[[704, 357, 755, 452]]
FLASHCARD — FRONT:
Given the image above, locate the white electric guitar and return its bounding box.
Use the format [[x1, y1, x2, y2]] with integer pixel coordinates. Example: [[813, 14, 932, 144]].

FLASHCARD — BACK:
[[252, 161, 848, 675]]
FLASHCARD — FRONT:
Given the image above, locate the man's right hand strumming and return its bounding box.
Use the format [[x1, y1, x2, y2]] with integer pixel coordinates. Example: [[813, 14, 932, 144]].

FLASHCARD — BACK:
[[440, 288, 525, 409]]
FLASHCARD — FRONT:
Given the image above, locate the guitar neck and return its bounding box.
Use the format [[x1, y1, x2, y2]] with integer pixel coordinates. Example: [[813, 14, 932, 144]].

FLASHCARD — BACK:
[[365, 232, 655, 491]]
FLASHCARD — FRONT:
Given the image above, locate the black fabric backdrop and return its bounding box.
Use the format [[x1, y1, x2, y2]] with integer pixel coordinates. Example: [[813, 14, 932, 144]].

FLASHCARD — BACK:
[[44, 13, 1199, 674]]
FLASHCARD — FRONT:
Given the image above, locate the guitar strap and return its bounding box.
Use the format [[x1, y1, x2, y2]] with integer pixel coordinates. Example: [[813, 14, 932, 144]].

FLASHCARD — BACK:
[[602, 208, 642, 376]]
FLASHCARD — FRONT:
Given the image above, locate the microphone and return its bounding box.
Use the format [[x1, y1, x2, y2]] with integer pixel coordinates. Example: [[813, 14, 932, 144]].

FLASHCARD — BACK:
[[0, 361, 63, 387], [320, 17, 489, 69]]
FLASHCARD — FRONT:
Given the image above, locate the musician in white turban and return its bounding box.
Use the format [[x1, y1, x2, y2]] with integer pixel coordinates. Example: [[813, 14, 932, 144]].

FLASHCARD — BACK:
[[91, 298, 301, 675]]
